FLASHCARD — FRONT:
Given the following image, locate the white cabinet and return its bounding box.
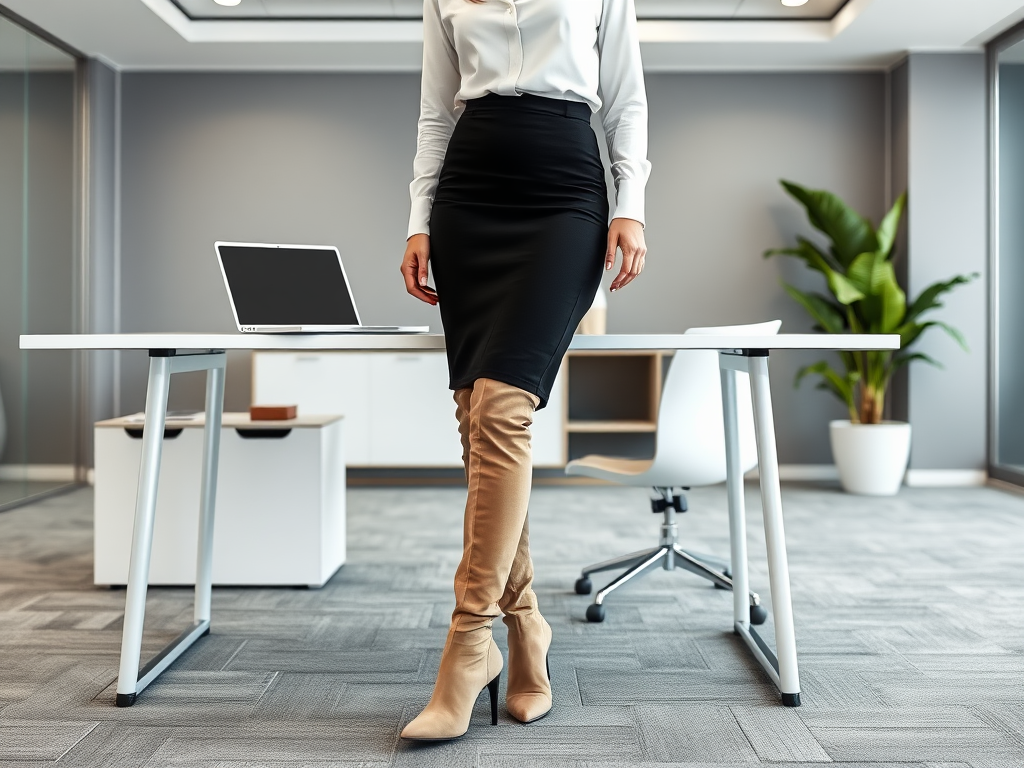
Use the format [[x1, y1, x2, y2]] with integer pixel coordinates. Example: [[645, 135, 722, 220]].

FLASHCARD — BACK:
[[253, 352, 371, 464], [94, 414, 346, 587], [368, 354, 463, 466], [252, 351, 565, 467]]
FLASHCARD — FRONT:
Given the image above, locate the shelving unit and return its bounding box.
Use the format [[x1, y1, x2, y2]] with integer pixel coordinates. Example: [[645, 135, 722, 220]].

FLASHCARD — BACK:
[[563, 350, 665, 463], [252, 348, 667, 470]]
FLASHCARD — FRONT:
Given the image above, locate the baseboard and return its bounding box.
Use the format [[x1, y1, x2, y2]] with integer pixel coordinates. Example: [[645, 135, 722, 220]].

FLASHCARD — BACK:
[[0, 464, 77, 482], [746, 464, 840, 482], [904, 469, 988, 487], [988, 477, 1024, 495]]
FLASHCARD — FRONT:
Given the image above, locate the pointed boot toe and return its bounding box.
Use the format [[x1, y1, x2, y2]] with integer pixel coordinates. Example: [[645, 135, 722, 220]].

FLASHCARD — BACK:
[[400, 710, 465, 741], [400, 631, 503, 741], [506, 692, 552, 724]]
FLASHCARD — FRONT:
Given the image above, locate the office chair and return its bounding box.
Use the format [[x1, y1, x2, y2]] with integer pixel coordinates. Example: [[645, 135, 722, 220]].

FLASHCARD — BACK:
[[567, 320, 781, 623]]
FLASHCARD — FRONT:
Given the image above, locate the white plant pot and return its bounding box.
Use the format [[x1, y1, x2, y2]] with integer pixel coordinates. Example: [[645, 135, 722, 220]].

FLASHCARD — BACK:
[[829, 420, 911, 496]]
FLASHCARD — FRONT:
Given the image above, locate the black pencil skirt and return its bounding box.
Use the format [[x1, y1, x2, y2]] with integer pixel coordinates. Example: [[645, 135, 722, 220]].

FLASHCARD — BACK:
[[430, 93, 609, 409]]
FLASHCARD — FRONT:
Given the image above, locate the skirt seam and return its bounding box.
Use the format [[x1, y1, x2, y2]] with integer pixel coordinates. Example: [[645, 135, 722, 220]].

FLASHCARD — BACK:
[[537, 280, 591, 394]]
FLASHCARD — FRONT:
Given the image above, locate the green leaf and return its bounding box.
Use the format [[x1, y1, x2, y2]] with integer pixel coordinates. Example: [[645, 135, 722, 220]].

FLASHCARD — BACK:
[[844, 252, 906, 332], [780, 180, 879, 267], [782, 284, 847, 334], [876, 262, 907, 333], [795, 360, 859, 417], [897, 320, 969, 354], [932, 320, 969, 351], [890, 351, 941, 372], [766, 238, 865, 304], [876, 192, 906, 258], [904, 274, 977, 325]]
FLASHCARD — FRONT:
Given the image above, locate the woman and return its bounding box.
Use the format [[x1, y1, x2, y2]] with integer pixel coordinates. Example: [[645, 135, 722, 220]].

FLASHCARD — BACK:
[[399, 0, 650, 741]]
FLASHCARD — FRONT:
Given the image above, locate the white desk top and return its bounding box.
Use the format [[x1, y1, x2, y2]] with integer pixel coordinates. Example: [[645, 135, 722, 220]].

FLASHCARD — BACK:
[[96, 412, 342, 429], [20, 332, 899, 352]]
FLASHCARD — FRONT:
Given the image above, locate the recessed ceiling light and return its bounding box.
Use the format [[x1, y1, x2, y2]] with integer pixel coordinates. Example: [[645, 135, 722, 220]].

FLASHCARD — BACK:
[[214, 0, 242, 6], [781, 0, 809, 6]]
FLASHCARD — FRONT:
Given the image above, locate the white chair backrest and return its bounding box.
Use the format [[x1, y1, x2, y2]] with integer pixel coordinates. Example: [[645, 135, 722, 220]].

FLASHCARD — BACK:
[[645, 321, 781, 487]]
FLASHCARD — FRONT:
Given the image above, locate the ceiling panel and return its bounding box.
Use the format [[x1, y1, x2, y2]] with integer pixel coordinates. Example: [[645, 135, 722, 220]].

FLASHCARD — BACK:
[[173, 0, 849, 21], [734, 0, 847, 19], [634, 0, 744, 18]]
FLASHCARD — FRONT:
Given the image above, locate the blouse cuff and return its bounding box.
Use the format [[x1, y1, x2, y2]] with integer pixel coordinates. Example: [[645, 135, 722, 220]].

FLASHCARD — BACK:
[[408, 196, 433, 239], [611, 179, 646, 227]]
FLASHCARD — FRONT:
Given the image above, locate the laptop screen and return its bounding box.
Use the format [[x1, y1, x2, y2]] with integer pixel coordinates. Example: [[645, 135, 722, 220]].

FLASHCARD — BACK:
[[217, 244, 360, 327]]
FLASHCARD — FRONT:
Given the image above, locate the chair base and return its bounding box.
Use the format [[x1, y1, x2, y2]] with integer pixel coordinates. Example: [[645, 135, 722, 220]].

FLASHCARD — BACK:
[[576, 488, 766, 625], [578, 545, 766, 624]]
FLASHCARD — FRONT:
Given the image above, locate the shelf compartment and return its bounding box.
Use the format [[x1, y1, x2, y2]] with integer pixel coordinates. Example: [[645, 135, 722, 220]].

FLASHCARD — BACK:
[[566, 351, 662, 423], [567, 420, 657, 433], [568, 432, 656, 462]]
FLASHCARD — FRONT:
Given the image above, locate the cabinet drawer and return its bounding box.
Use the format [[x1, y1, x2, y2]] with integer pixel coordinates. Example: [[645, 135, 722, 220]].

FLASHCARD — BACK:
[[253, 352, 371, 465]]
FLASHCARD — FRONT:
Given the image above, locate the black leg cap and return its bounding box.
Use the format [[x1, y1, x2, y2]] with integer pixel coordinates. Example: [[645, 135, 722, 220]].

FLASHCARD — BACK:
[[585, 603, 606, 623], [782, 692, 801, 707], [115, 692, 137, 707], [574, 577, 592, 595], [749, 604, 769, 625]]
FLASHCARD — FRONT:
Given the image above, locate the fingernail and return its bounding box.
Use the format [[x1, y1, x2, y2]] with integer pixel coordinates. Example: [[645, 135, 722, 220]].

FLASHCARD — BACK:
[[419, 277, 426, 286]]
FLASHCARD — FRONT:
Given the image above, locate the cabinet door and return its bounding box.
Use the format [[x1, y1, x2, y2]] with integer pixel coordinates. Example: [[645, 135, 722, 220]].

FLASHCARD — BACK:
[[532, 365, 566, 467], [368, 353, 463, 466], [252, 352, 372, 465]]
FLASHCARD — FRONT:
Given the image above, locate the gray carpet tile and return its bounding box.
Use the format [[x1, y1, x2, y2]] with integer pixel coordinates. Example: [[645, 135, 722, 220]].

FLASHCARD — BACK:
[[0, 720, 97, 760], [0, 483, 1023, 766]]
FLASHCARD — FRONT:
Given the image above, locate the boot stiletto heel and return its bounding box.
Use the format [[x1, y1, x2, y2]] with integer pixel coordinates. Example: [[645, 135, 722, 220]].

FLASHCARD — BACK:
[[487, 674, 500, 725]]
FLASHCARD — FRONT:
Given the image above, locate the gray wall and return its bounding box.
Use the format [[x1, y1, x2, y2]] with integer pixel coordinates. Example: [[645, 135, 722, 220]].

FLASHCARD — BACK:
[[0, 71, 76, 466], [902, 54, 988, 471], [117, 71, 888, 464], [80, 59, 121, 468], [997, 63, 1024, 466]]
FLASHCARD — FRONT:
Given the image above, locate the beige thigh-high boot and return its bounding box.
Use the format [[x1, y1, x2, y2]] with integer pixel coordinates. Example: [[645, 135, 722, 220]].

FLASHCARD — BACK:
[[452, 387, 553, 723], [401, 378, 539, 741], [499, 519, 553, 723]]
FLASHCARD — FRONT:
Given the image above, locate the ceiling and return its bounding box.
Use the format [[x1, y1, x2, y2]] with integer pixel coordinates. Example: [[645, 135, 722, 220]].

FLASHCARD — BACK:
[[172, 0, 849, 21], [2, 0, 1024, 72]]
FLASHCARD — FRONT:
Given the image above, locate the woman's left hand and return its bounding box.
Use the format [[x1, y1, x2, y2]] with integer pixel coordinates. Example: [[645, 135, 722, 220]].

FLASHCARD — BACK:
[[606, 217, 647, 292]]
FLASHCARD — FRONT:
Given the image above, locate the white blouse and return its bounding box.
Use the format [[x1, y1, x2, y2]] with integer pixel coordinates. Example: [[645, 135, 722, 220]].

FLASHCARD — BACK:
[[408, 0, 651, 239]]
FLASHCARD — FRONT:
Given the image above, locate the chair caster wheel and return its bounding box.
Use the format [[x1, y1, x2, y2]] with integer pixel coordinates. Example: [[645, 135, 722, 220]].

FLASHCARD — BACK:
[[585, 604, 606, 623], [575, 577, 592, 595], [750, 604, 768, 625], [714, 567, 732, 590]]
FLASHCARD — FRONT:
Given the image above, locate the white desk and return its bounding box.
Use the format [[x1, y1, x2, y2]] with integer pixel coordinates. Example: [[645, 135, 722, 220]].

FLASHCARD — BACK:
[[21, 332, 899, 708]]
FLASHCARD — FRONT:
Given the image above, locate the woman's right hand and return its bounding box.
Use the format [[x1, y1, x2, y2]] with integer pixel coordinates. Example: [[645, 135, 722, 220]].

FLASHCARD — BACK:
[[401, 234, 438, 306]]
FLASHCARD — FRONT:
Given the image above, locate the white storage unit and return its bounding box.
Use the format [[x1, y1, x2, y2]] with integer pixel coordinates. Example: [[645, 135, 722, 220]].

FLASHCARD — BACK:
[[94, 413, 345, 587], [252, 351, 565, 467]]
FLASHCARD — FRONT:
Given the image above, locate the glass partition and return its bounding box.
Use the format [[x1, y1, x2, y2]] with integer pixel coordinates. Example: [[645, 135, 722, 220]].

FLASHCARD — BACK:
[[0, 13, 78, 509]]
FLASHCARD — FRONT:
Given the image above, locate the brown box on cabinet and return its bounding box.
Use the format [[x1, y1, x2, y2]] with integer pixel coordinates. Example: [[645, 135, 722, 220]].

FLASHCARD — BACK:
[[250, 404, 297, 421]]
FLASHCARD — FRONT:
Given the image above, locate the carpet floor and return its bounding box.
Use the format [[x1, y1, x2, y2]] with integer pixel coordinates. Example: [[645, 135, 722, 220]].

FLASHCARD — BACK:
[[0, 482, 1022, 767]]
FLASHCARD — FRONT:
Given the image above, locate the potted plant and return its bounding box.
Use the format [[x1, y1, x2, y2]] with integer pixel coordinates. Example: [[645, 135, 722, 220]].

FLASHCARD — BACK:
[[765, 180, 975, 495]]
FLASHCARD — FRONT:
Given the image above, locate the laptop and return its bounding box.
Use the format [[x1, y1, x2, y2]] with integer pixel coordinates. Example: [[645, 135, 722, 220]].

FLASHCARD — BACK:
[[215, 241, 428, 333]]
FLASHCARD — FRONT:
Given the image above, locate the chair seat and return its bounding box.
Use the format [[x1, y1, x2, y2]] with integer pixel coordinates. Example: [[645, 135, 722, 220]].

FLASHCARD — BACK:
[[565, 455, 656, 485]]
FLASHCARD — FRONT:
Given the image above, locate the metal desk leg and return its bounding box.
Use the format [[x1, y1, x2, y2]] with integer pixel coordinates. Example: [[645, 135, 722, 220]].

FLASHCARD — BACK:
[[116, 356, 171, 706], [720, 367, 750, 632], [195, 366, 225, 625], [748, 353, 801, 707], [115, 350, 226, 707]]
